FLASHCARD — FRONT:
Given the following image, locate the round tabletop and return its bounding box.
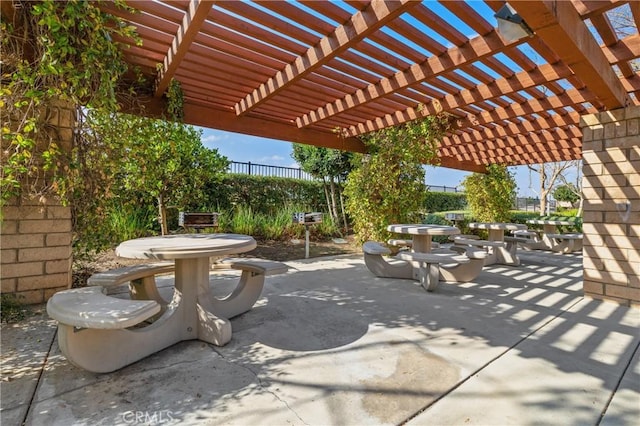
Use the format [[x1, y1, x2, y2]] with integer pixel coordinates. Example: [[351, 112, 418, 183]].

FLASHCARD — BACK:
[[387, 224, 460, 236], [526, 219, 572, 226], [469, 222, 527, 231], [116, 233, 257, 260]]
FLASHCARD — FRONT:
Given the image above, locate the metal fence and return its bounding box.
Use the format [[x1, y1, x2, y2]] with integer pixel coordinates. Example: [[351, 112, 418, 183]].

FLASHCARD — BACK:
[[514, 197, 556, 213], [426, 185, 462, 193], [228, 161, 315, 181]]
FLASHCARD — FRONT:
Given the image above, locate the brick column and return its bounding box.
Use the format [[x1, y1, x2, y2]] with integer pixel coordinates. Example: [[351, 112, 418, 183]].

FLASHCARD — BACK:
[[1, 201, 72, 304], [580, 106, 640, 307], [1, 102, 74, 304]]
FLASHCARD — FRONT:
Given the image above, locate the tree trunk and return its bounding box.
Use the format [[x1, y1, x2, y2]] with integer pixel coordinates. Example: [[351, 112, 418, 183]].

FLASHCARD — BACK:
[[329, 178, 339, 221], [539, 165, 547, 216], [158, 194, 169, 235], [576, 197, 584, 217], [322, 178, 334, 220], [338, 183, 348, 232]]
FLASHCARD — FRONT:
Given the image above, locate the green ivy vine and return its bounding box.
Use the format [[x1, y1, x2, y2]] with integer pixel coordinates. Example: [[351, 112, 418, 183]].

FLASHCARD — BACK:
[[0, 0, 142, 205], [166, 79, 185, 122]]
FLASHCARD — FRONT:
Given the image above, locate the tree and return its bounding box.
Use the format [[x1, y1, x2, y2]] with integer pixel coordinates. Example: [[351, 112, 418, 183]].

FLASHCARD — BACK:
[[344, 114, 449, 244], [462, 164, 516, 222], [527, 161, 577, 215], [553, 184, 580, 205], [291, 145, 352, 231], [555, 160, 584, 216], [608, 4, 640, 71], [83, 111, 229, 236]]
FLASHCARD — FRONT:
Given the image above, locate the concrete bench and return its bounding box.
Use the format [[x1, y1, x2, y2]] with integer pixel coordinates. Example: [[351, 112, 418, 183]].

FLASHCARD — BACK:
[[453, 237, 505, 248], [387, 238, 412, 248], [387, 239, 441, 251], [449, 234, 479, 241], [88, 262, 174, 307], [221, 258, 289, 276], [396, 251, 468, 292], [513, 230, 539, 238], [363, 241, 391, 255], [47, 286, 161, 329], [503, 235, 533, 255], [546, 233, 584, 253], [438, 246, 488, 282], [204, 258, 289, 319], [363, 241, 413, 280]]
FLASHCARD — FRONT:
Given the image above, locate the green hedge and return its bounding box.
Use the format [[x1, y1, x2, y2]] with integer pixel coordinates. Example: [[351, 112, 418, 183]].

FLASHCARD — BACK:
[[202, 175, 326, 215], [424, 191, 467, 212]]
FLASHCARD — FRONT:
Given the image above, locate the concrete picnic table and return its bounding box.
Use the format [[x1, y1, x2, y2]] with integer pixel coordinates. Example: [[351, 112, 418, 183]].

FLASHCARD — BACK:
[[386, 224, 460, 253], [525, 219, 580, 252], [48, 234, 258, 373], [468, 222, 527, 266]]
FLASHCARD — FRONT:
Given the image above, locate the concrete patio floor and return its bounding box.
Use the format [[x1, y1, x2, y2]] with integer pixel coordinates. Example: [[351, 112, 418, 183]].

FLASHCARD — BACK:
[[2, 250, 639, 426]]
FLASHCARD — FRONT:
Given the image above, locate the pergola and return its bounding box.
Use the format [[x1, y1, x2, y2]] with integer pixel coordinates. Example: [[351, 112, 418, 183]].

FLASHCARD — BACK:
[[98, 0, 639, 173]]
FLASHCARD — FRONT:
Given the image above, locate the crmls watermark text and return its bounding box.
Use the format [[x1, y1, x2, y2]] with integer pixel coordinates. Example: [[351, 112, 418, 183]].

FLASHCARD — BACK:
[[122, 410, 175, 424]]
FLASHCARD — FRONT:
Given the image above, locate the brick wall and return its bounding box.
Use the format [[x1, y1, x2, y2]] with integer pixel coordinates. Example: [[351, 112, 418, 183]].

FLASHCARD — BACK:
[[1, 101, 74, 304], [1, 201, 72, 304], [580, 106, 640, 307]]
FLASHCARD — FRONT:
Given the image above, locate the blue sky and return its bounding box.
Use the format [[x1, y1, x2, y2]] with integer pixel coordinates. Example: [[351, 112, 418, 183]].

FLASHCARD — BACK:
[[200, 127, 544, 197]]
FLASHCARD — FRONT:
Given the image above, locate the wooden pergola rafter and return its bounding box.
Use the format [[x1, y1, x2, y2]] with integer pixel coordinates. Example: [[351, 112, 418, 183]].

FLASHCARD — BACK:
[[87, 0, 639, 171]]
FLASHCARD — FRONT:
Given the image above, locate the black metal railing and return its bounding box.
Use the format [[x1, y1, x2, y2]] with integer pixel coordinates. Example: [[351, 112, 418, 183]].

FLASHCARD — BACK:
[[228, 161, 315, 181], [426, 185, 462, 193]]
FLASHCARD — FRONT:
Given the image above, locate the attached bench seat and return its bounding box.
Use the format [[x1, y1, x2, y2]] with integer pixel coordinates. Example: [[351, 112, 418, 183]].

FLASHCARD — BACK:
[[453, 237, 505, 248], [199, 257, 289, 319], [88, 262, 174, 306], [545, 233, 583, 240], [363, 241, 413, 280], [546, 233, 584, 253], [396, 251, 468, 291], [220, 257, 289, 275], [387, 238, 412, 247], [47, 286, 161, 329], [387, 239, 439, 250], [363, 241, 488, 291]]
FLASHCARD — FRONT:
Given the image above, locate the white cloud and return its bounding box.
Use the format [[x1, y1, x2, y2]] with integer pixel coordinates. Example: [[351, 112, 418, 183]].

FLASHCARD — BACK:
[[202, 134, 228, 143], [259, 155, 285, 163]]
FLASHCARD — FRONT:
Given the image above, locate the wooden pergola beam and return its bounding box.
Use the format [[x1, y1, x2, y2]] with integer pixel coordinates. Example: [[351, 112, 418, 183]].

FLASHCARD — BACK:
[[433, 155, 487, 173], [234, 0, 417, 116], [443, 143, 581, 166], [511, 0, 629, 109], [344, 62, 574, 137], [347, 87, 587, 139], [296, 29, 523, 127], [121, 94, 367, 152], [154, 0, 215, 98]]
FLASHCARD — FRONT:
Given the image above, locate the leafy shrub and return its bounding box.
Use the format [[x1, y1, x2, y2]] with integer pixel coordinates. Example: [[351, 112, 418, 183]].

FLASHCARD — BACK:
[[462, 164, 517, 222], [420, 213, 455, 243], [424, 192, 467, 212], [207, 175, 325, 215], [509, 211, 540, 224], [345, 115, 449, 244]]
